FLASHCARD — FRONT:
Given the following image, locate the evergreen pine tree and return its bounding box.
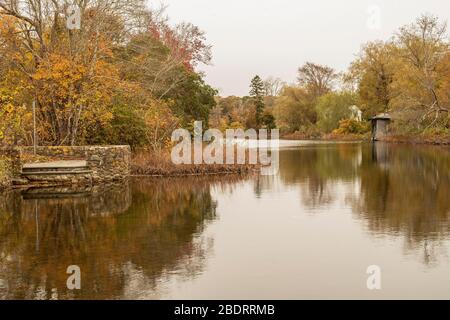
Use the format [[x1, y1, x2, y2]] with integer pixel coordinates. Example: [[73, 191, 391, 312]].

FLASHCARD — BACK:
[[249, 75, 265, 127]]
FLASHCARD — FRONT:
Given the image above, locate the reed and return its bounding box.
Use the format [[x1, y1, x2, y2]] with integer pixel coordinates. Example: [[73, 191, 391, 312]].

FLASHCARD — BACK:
[[131, 148, 258, 176]]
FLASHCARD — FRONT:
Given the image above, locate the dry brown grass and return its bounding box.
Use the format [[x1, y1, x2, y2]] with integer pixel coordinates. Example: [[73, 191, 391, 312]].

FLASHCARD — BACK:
[[321, 132, 369, 141], [131, 148, 259, 176]]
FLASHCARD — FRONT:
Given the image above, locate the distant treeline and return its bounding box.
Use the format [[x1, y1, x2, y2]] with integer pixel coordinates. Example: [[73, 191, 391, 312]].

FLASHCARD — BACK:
[[213, 14, 449, 139]]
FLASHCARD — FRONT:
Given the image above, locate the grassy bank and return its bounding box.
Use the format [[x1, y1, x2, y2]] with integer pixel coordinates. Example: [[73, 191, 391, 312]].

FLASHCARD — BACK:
[[381, 134, 450, 145], [281, 132, 369, 142], [131, 149, 258, 176], [281, 128, 450, 145]]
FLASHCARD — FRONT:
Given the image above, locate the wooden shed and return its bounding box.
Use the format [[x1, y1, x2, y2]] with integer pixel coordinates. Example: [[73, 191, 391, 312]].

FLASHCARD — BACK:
[[370, 113, 391, 141]]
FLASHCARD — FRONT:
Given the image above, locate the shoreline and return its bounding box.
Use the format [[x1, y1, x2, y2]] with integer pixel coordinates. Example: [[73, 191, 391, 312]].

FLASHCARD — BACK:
[[1, 136, 448, 191], [280, 132, 368, 142], [131, 162, 258, 177], [130, 170, 258, 178], [379, 135, 450, 146], [280, 134, 450, 146]]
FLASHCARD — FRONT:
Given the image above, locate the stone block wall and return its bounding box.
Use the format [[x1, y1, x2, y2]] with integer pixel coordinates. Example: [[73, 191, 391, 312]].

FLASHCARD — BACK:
[[0, 158, 11, 189], [1, 146, 131, 185], [0, 148, 18, 189], [0, 148, 21, 176]]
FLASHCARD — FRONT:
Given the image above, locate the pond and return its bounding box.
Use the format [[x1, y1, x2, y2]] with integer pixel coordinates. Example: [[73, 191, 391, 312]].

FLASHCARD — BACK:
[[0, 142, 449, 299]]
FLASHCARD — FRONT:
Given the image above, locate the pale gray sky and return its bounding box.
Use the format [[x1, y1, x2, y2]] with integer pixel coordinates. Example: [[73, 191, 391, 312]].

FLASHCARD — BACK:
[[162, 0, 450, 96]]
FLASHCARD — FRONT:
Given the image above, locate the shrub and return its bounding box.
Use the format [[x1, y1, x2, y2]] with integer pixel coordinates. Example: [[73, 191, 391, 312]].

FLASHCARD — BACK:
[[333, 119, 370, 135]]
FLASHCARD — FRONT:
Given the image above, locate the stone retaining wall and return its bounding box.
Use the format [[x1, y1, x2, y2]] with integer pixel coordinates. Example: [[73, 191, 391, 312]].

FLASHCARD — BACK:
[[0, 148, 21, 176], [0, 148, 18, 189], [1, 146, 131, 185], [0, 158, 12, 189]]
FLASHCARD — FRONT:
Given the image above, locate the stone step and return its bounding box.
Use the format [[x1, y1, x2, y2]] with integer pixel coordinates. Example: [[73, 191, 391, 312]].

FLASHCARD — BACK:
[[22, 170, 92, 175], [12, 178, 30, 185], [20, 160, 93, 185], [22, 160, 88, 171]]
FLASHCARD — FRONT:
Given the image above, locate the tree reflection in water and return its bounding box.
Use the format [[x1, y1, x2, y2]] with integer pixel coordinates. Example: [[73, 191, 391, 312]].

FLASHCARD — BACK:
[[355, 143, 450, 265], [0, 143, 449, 299], [274, 142, 450, 265], [0, 176, 245, 299]]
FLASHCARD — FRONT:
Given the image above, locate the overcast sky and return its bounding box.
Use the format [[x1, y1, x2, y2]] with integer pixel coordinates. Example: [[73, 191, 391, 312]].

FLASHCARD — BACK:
[[162, 0, 450, 96]]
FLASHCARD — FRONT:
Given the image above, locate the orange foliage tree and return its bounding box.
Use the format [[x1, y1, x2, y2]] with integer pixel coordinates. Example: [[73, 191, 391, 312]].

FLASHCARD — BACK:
[[0, 1, 214, 147]]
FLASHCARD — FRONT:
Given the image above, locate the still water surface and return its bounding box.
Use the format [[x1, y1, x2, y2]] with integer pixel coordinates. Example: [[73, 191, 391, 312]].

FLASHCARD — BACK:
[[0, 142, 449, 299]]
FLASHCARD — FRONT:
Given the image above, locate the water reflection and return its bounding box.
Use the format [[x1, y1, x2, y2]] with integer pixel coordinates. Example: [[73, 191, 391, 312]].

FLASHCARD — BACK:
[[0, 143, 449, 299], [272, 142, 450, 265], [276, 143, 362, 207], [0, 177, 245, 299], [355, 143, 450, 265]]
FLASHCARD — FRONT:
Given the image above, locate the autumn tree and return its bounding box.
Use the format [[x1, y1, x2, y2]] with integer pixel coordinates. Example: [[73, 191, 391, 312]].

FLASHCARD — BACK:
[[270, 62, 338, 135], [0, 0, 145, 145], [0, 88, 32, 145], [346, 42, 398, 118], [263, 76, 285, 96], [273, 86, 317, 133], [0, 1, 216, 148], [392, 14, 450, 129], [211, 96, 252, 130], [297, 62, 339, 100], [347, 14, 449, 134]]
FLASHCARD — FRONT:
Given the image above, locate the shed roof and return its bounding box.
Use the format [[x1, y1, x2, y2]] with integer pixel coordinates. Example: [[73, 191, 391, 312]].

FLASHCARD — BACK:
[[371, 113, 391, 120]]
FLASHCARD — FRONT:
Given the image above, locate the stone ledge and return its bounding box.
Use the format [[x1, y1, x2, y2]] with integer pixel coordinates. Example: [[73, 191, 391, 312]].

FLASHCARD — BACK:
[[23, 160, 88, 169], [1, 145, 130, 187]]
